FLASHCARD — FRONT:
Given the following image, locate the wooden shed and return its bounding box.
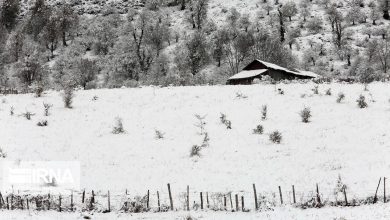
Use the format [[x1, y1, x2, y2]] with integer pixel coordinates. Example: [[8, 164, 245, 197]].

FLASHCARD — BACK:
[[227, 60, 318, 85]]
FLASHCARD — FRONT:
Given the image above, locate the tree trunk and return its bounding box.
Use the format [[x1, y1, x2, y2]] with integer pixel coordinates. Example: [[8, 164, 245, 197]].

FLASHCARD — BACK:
[[180, 0, 186, 10]]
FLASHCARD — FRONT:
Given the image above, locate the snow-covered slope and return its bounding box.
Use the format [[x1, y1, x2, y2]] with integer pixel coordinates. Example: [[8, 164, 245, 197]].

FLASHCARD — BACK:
[[1, 82, 390, 199]]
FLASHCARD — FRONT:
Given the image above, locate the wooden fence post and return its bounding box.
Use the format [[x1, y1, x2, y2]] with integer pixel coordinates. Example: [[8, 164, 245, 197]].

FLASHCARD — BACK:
[[82, 190, 85, 203], [241, 196, 245, 212], [108, 191, 111, 212], [26, 198, 29, 210], [229, 193, 233, 210], [235, 194, 239, 211], [316, 184, 321, 204], [253, 184, 258, 210], [47, 193, 50, 210], [186, 186, 190, 211], [206, 192, 209, 209], [224, 195, 227, 210], [200, 192, 203, 210], [343, 187, 348, 206], [278, 186, 283, 204], [292, 185, 296, 204], [70, 192, 73, 211], [147, 190, 149, 209], [0, 192, 2, 208], [374, 177, 381, 203], [384, 177, 387, 203], [59, 195, 62, 212], [6, 196, 9, 210], [157, 191, 161, 212], [167, 183, 173, 210]]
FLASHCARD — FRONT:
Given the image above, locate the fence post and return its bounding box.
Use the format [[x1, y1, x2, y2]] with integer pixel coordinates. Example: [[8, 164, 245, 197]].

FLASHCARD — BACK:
[[229, 193, 233, 210], [206, 192, 209, 209], [343, 187, 348, 206], [26, 198, 29, 210], [253, 184, 258, 210], [47, 193, 50, 210], [384, 177, 387, 203], [186, 185, 190, 211], [292, 185, 296, 204], [224, 195, 227, 210], [82, 190, 85, 203], [0, 192, 2, 208], [70, 192, 73, 211], [147, 190, 149, 209], [59, 195, 62, 212], [278, 186, 283, 204], [374, 177, 382, 203], [241, 196, 245, 212], [157, 191, 161, 212], [167, 183, 173, 211], [235, 194, 239, 211], [200, 192, 203, 210], [316, 184, 321, 204], [108, 191, 111, 212]]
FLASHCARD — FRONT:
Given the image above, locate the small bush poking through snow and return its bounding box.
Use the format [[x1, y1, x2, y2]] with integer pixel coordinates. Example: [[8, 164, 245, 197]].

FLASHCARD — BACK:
[[337, 93, 345, 103], [261, 105, 267, 120], [194, 114, 207, 135], [253, 125, 264, 134], [154, 129, 165, 139], [300, 107, 312, 123], [269, 131, 282, 144], [22, 111, 35, 120], [201, 132, 210, 148], [62, 87, 74, 108], [325, 88, 332, 96], [10, 106, 14, 116], [312, 85, 319, 94], [277, 88, 284, 95], [190, 145, 201, 157], [220, 113, 232, 129], [37, 120, 48, 127], [0, 148, 7, 158], [356, 95, 368, 108], [43, 103, 53, 116], [112, 117, 125, 134], [92, 95, 98, 101], [235, 92, 248, 99]]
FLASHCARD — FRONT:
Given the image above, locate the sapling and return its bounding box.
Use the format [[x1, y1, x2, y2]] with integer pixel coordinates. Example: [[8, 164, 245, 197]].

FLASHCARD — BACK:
[[336, 92, 345, 103], [356, 95, 368, 108], [194, 114, 207, 135], [22, 111, 35, 120], [261, 105, 267, 120], [155, 129, 165, 139], [112, 117, 125, 134], [190, 145, 201, 157], [10, 106, 14, 116], [253, 125, 264, 134], [43, 102, 53, 116], [269, 131, 282, 144], [300, 107, 312, 123], [37, 120, 48, 127]]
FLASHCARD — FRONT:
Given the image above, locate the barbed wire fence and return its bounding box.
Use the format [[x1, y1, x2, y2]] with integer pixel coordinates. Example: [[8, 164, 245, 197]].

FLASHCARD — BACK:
[[0, 178, 387, 213]]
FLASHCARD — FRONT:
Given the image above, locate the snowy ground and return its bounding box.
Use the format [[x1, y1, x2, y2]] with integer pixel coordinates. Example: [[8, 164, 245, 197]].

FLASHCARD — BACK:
[[3, 204, 390, 220], [1, 82, 390, 211]]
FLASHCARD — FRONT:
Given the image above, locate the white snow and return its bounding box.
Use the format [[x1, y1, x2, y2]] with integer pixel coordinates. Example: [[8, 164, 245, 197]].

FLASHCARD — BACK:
[[228, 69, 268, 80], [0, 82, 389, 200]]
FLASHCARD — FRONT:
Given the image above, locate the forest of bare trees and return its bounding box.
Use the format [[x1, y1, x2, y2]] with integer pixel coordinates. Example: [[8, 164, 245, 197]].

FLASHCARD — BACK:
[[0, 0, 389, 92]]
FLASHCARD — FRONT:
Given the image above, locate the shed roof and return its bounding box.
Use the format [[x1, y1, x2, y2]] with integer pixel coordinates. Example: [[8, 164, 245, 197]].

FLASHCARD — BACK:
[[254, 59, 318, 78], [228, 69, 268, 80]]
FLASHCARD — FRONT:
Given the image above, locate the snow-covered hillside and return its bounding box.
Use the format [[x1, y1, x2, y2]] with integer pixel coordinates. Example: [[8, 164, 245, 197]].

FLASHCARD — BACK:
[[1, 82, 390, 199]]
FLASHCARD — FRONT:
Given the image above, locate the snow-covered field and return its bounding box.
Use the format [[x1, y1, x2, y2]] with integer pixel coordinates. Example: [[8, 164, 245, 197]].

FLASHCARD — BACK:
[[1, 82, 390, 216], [3, 204, 390, 220]]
